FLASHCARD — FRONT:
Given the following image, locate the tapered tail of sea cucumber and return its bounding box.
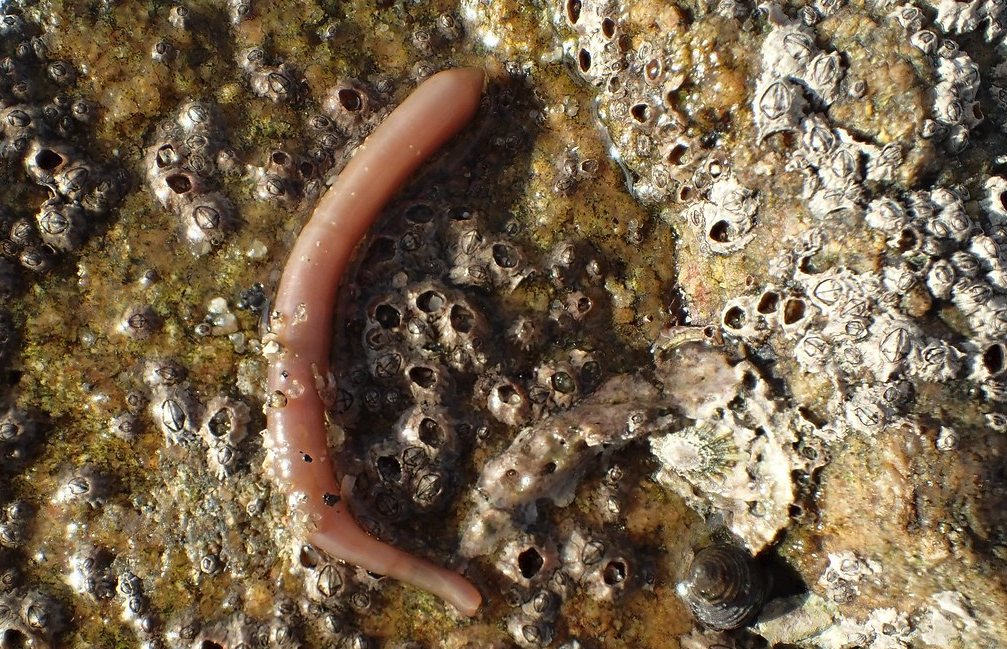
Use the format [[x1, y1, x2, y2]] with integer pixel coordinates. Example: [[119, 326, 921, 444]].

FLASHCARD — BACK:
[[308, 511, 483, 616]]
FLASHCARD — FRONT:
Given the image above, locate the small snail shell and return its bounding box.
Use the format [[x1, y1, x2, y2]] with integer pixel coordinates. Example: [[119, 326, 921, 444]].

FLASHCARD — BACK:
[[676, 543, 768, 630]]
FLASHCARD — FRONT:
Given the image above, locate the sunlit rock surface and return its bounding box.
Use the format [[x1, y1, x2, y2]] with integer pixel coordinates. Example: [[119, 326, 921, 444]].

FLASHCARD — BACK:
[[1, 0, 1006, 648]]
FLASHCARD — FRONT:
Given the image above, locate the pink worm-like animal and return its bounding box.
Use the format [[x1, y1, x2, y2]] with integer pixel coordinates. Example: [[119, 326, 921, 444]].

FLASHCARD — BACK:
[[265, 68, 485, 616]]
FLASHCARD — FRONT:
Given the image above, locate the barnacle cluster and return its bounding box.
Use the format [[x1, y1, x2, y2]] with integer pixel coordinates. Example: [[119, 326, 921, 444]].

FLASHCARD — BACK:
[[145, 100, 237, 254], [0, 588, 64, 649], [0, 16, 125, 275], [2, 0, 1007, 648]]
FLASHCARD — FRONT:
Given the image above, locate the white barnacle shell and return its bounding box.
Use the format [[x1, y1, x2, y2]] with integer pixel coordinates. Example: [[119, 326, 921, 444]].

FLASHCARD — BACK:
[[936, 425, 960, 451], [981, 378, 1007, 402], [804, 51, 845, 106], [250, 65, 300, 103], [176, 101, 218, 134], [951, 278, 993, 316], [150, 386, 200, 445], [821, 144, 862, 187], [931, 184, 964, 209], [950, 250, 981, 277], [972, 234, 1007, 270], [699, 176, 759, 255], [865, 196, 908, 232], [805, 270, 860, 313], [883, 263, 919, 293], [795, 332, 831, 372], [913, 340, 964, 382], [982, 176, 1007, 226], [971, 295, 1007, 338], [822, 308, 870, 343], [116, 304, 159, 340], [934, 86, 965, 128], [893, 4, 923, 31], [910, 29, 938, 54], [986, 412, 1007, 432], [941, 53, 980, 97], [986, 268, 1007, 290], [865, 314, 918, 381], [865, 142, 904, 183], [181, 191, 236, 254], [844, 386, 890, 435], [761, 21, 818, 79], [559, 526, 609, 583], [928, 203, 973, 244], [35, 197, 86, 252], [753, 74, 806, 142], [801, 116, 837, 165]]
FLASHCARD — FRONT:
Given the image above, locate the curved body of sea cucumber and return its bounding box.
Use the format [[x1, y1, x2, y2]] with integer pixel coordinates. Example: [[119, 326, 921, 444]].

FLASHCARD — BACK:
[[265, 68, 485, 616]]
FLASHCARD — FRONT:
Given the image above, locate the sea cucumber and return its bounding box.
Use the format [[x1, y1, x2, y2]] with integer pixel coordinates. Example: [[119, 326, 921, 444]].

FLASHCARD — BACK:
[[264, 67, 485, 616]]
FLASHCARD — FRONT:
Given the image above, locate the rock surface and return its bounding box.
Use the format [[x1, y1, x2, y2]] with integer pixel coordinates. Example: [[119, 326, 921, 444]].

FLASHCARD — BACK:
[[0, 0, 1005, 648]]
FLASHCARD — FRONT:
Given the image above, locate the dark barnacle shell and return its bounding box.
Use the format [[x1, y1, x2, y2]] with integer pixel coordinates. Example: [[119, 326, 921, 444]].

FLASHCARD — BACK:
[[46, 60, 76, 86], [676, 543, 768, 631]]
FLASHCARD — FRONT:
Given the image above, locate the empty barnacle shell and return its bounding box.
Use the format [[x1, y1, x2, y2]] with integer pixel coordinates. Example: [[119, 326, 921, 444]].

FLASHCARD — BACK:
[[487, 379, 531, 427], [200, 395, 251, 447], [395, 405, 460, 458], [496, 535, 561, 589], [24, 139, 75, 186], [150, 167, 204, 210], [323, 80, 377, 132], [677, 543, 768, 631], [983, 176, 1007, 225]]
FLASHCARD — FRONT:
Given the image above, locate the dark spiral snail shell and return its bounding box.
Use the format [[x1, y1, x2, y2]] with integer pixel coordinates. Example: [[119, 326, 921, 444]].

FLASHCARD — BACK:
[[676, 543, 768, 630]]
